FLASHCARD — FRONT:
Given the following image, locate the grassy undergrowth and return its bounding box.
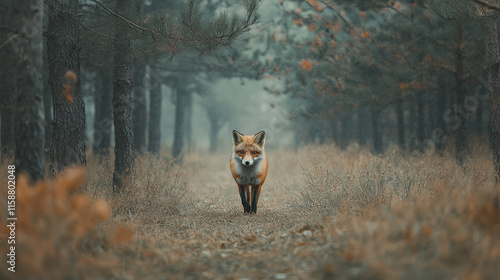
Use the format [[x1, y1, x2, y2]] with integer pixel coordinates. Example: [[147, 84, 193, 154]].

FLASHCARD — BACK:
[[0, 145, 499, 279]]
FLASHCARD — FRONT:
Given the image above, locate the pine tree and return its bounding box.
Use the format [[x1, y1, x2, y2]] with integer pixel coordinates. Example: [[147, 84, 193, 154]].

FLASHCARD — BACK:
[[47, 0, 87, 176], [12, 0, 46, 181]]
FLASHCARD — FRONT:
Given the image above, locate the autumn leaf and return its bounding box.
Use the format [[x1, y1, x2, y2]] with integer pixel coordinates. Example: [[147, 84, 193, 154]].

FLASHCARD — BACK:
[[294, 18, 303, 26], [393, 1, 403, 12], [305, 0, 324, 12], [399, 83, 408, 90], [361, 32, 370, 38], [359, 11, 366, 18], [424, 54, 431, 63], [62, 70, 77, 103], [300, 59, 313, 71], [314, 35, 323, 46], [425, 10, 432, 23], [308, 23, 317, 32]]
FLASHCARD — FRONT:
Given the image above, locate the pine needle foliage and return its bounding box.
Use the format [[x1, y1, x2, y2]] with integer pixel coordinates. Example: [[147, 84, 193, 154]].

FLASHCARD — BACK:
[[81, 0, 261, 69]]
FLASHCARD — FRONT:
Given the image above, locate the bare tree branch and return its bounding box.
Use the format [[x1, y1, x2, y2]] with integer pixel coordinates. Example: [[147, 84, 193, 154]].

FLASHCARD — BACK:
[[0, 34, 18, 50], [92, 0, 150, 32], [472, 0, 500, 12]]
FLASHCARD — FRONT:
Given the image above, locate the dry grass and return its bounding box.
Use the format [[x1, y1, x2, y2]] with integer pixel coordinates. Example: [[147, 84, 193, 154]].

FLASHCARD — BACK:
[[0, 144, 499, 279]]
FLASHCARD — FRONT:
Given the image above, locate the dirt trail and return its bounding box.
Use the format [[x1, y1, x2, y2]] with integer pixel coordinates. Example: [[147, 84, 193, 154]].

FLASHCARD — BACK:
[[140, 152, 329, 279]]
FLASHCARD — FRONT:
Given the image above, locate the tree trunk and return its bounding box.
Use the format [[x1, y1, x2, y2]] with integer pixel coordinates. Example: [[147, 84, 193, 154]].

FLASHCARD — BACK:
[[435, 79, 448, 153], [455, 22, 467, 165], [408, 98, 416, 152], [209, 117, 221, 151], [148, 65, 162, 155], [184, 90, 193, 152], [371, 107, 383, 154], [132, 66, 147, 153], [112, 0, 135, 193], [13, 0, 45, 181], [476, 99, 483, 136], [416, 93, 425, 152], [47, 0, 86, 176], [330, 118, 339, 146], [0, 28, 16, 158], [172, 88, 188, 159], [42, 49, 52, 151], [483, 16, 500, 181], [396, 95, 405, 150], [340, 113, 351, 149], [357, 107, 367, 147], [94, 70, 113, 156]]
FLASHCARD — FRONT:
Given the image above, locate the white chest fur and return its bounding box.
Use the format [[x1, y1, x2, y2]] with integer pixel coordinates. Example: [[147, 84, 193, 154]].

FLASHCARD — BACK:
[[232, 155, 263, 186]]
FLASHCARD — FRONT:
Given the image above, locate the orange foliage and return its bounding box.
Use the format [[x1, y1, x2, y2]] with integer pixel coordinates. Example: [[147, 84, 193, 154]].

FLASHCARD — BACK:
[[425, 10, 432, 22], [0, 169, 132, 279], [361, 32, 370, 38], [309, 23, 317, 32], [330, 39, 337, 48], [393, 1, 403, 12], [301, 59, 313, 71], [399, 83, 408, 90], [314, 35, 323, 46], [424, 54, 432, 63], [305, 0, 324, 12], [359, 11, 366, 18]]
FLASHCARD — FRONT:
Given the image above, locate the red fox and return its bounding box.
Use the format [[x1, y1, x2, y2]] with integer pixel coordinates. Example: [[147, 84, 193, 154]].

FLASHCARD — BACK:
[[230, 130, 268, 214]]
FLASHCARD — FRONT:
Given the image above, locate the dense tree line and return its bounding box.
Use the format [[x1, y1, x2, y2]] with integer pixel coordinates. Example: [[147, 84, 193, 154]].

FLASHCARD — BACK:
[[3, 0, 500, 183], [260, 1, 496, 168], [0, 0, 260, 191]]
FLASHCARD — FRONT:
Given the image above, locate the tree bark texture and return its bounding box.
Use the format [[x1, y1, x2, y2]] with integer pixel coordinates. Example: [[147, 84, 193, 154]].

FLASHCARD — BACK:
[[47, 0, 86, 176], [483, 16, 500, 181], [0, 28, 16, 158], [112, 0, 135, 193], [42, 49, 52, 150], [148, 65, 162, 155], [94, 70, 113, 156], [454, 22, 468, 165], [12, 0, 46, 181], [132, 66, 147, 152]]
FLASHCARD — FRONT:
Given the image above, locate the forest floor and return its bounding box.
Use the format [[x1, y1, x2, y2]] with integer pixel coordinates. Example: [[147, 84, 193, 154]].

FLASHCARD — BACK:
[[1, 144, 499, 280]]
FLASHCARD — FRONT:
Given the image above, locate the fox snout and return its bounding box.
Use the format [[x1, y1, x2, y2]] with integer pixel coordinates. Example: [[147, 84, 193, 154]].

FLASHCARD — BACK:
[[243, 158, 254, 166]]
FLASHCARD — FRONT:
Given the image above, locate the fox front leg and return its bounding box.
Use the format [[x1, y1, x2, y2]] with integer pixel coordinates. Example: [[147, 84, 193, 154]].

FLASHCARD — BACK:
[[238, 184, 251, 213], [250, 185, 262, 214]]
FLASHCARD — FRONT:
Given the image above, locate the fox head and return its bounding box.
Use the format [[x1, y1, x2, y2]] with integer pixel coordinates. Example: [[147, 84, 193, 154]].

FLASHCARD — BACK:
[[232, 130, 265, 167]]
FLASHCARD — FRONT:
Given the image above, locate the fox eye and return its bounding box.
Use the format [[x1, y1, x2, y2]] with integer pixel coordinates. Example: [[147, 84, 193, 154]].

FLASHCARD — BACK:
[[252, 151, 259, 155], [237, 150, 245, 155]]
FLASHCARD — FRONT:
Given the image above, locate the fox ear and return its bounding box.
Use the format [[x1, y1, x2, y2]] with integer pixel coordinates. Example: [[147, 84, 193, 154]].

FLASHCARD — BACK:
[[232, 130, 244, 144], [253, 131, 265, 146]]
